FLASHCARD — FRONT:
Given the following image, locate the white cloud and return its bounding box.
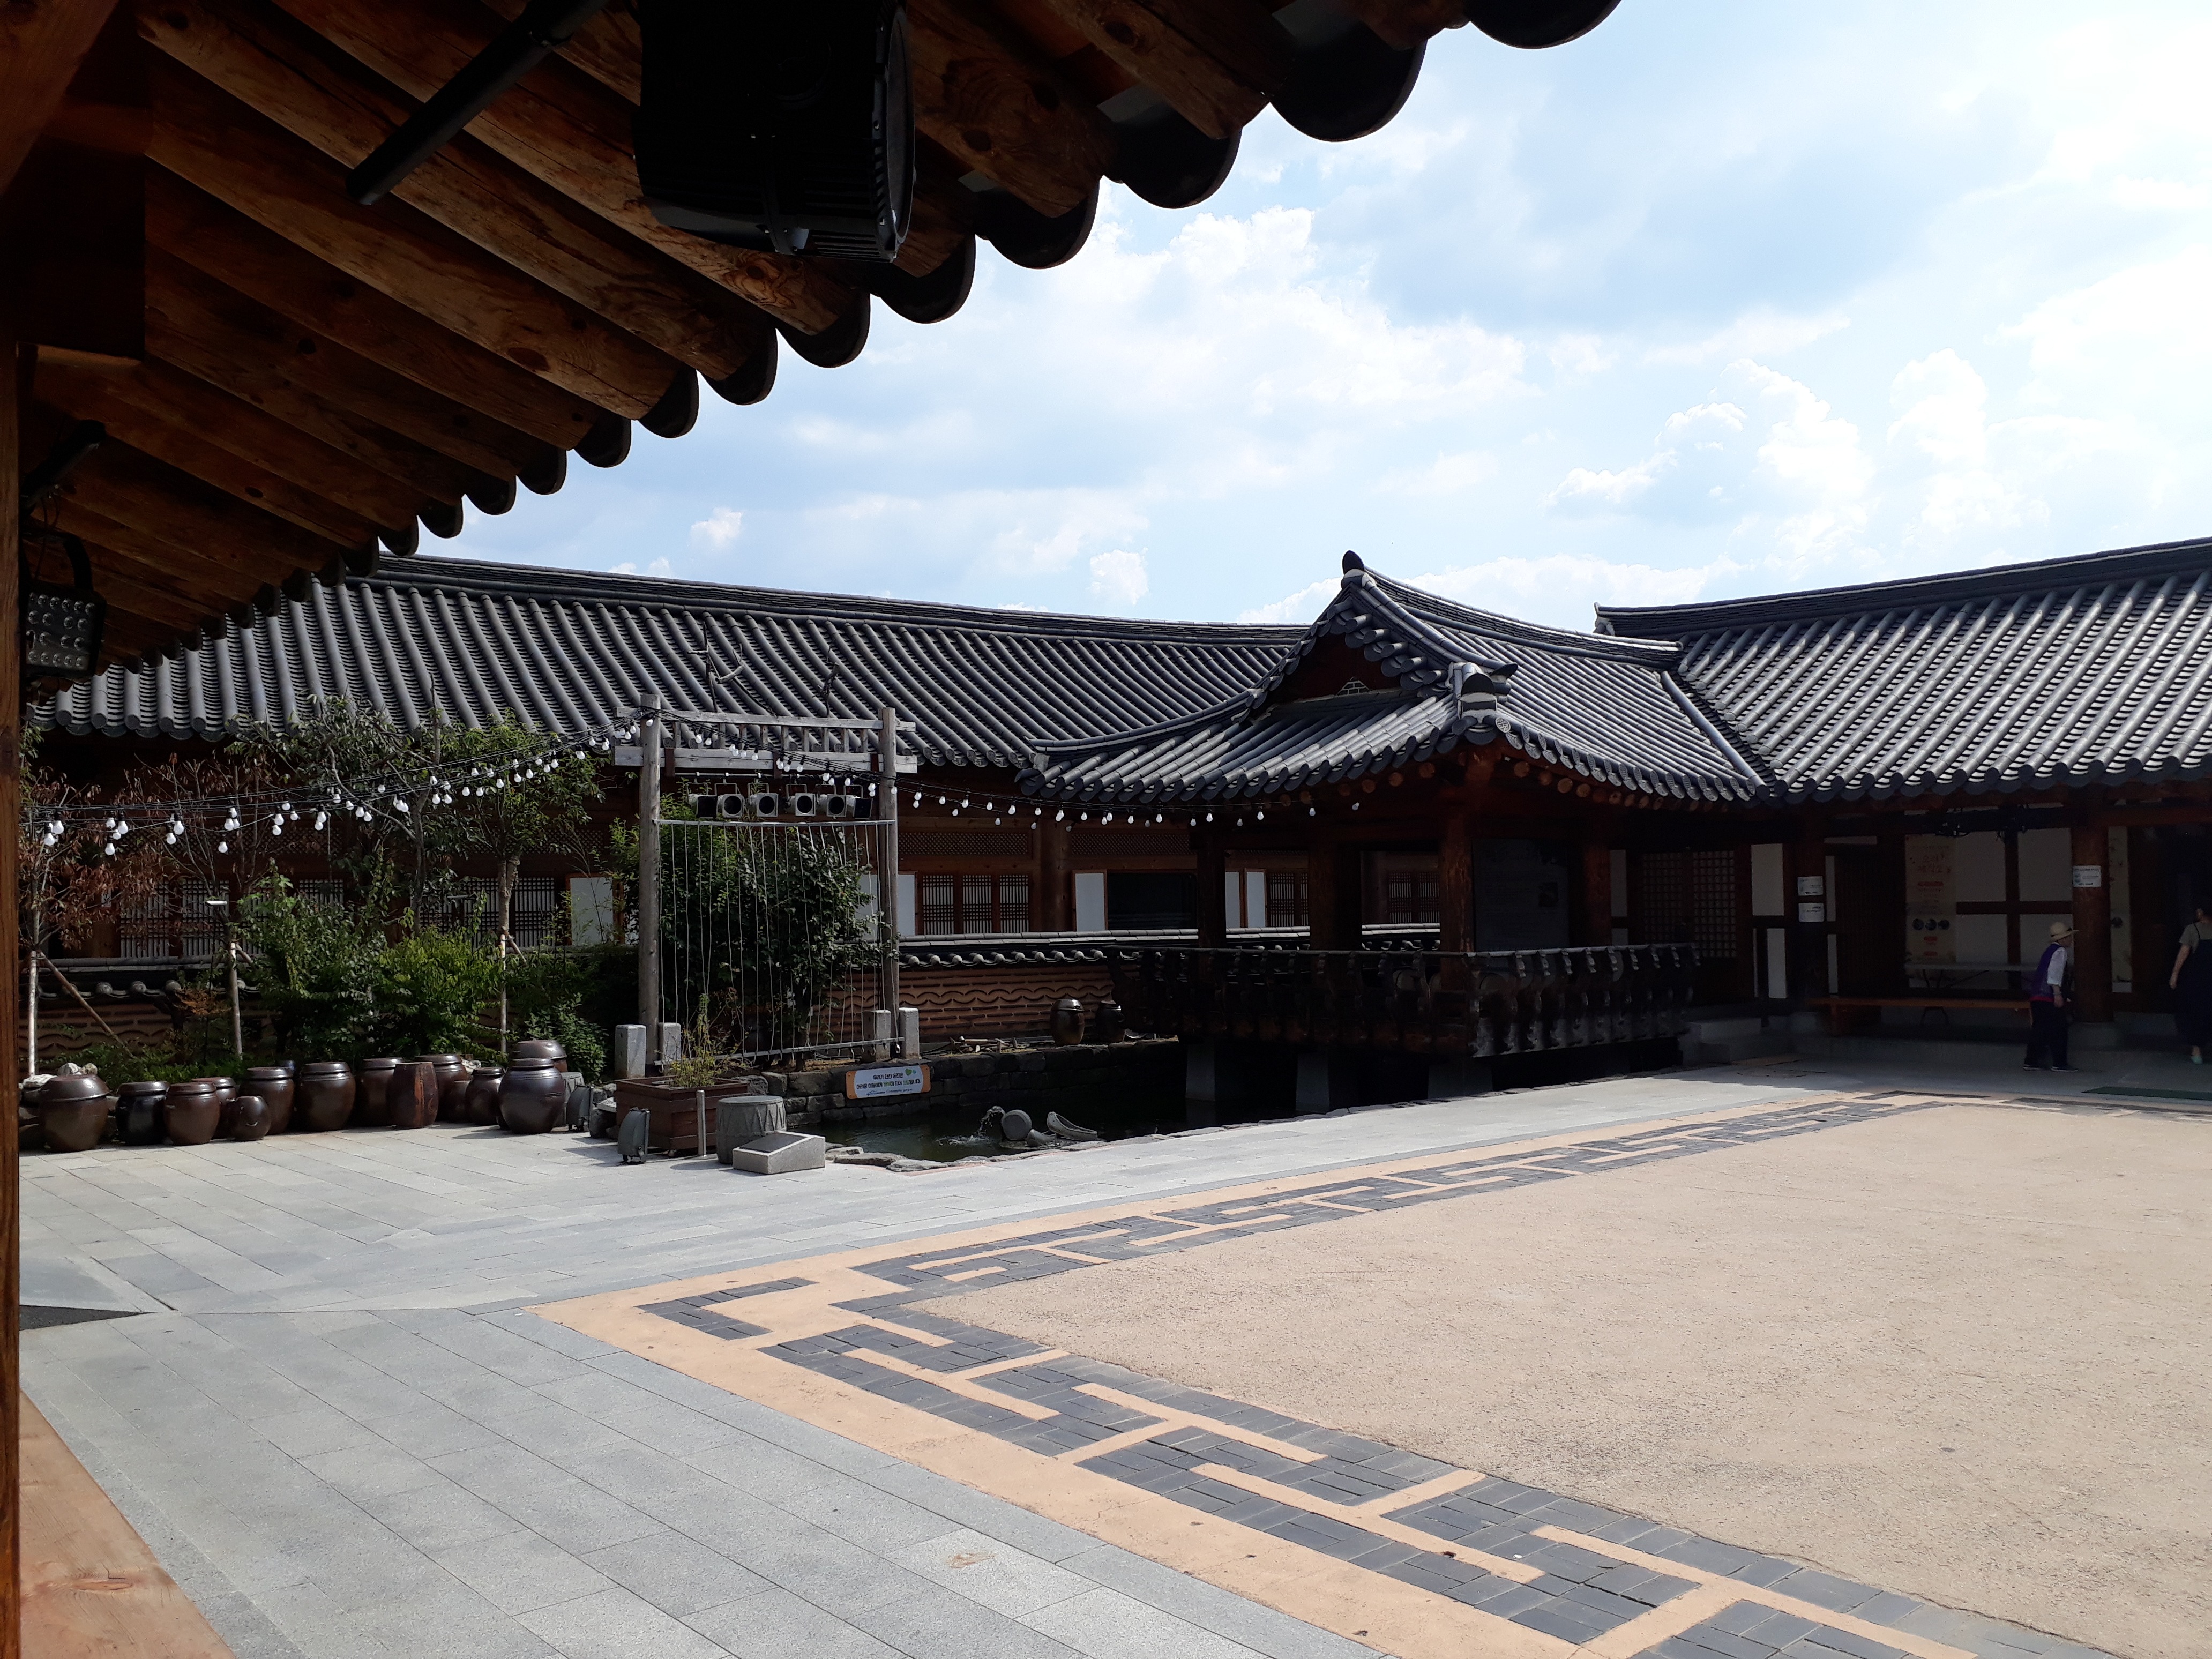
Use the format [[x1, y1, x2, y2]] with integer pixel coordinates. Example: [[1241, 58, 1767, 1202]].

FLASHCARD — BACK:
[[607, 558, 674, 577], [1088, 548, 1149, 607], [1645, 309, 1851, 368], [1412, 554, 1742, 622], [689, 507, 743, 549], [1240, 578, 1339, 625]]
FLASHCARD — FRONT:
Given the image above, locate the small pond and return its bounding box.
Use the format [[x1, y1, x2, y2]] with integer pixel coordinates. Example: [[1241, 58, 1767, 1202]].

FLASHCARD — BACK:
[[818, 1092, 1321, 1163]]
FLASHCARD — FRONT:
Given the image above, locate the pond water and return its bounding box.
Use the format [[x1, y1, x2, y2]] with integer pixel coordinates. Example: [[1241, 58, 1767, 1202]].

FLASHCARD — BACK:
[[816, 1092, 1327, 1163]]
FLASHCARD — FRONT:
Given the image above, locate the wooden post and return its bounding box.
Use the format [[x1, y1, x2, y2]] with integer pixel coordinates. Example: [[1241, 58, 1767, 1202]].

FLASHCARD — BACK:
[[1307, 828, 1361, 949], [1791, 819, 1827, 1002], [1579, 833, 1611, 948], [634, 692, 662, 1058], [1194, 831, 1227, 947], [1036, 813, 1070, 930], [1438, 812, 1472, 952], [2072, 818, 2112, 1024], [3, 330, 26, 1659], [878, 706, 901, 1052]]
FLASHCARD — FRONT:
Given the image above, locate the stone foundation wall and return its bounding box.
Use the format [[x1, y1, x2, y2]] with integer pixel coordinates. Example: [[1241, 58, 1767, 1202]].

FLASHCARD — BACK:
[[762, 1038, 1180, 1127]]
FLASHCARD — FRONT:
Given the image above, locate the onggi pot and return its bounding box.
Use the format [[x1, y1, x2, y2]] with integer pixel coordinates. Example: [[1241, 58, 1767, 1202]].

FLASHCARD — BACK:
[[387, 1061, 439, 1131], [116, 1081, 168, 1146], [419, 1055, 468, 1121], [229, 1094, 271, 1142], [355, 1058, 400, 1127], [296, 1062, 356, 1132], [498, 1058, 566, 1134], [1050, 997, 1085, 1046], [238, 1066, 295, 1135], [193, 1077, 238, 1138], [37, 1074, 110, 1154], [462, 1067, 504, 1126], [165, 1080, 223, 1146], [511, 1038, 568, 1074]]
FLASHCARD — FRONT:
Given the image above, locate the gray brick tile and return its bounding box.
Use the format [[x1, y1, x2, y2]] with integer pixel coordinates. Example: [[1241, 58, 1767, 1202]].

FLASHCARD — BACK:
[[519, 1584, 733, 1658], [685, 1586, 901, 1658], [583, 1529, 772, 1618], [430, 1527, 612, 1616]]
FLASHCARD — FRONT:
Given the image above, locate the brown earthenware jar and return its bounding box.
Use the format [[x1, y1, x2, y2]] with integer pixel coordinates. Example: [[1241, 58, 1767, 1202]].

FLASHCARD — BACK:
[[230, 1093, 271, 1141], [1094, 999, 1127, 1044], [165, 1080, 223, 1146], [116, 1081, 168, 1146], [37, 1074, 110, 1154], [511, 1038, 569, 1074], [1050, 997, 1085, 1045], [355, 1058, 399, 1127], [419, 1054, 469, 1120], [238, 1066, 295, 1134], [193, 1077, 238, 1137], [462, 1067, 504, 1126], [499, 1057, 566, 1134], [387, 1060, 439, 1130], [296, 1061, 356, 1132]]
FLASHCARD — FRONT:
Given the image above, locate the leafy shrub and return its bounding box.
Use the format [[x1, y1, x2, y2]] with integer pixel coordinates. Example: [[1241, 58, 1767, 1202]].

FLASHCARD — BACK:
[[371, 921, 504, 1059]]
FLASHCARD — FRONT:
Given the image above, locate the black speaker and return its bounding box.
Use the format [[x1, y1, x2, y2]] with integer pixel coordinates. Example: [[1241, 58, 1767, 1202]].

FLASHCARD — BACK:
[[636, 0, 914, 261]]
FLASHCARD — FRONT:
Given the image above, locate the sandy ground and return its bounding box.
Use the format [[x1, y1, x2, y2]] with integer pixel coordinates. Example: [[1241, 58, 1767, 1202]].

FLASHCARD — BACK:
[[946, 1104, 2212, 1659]]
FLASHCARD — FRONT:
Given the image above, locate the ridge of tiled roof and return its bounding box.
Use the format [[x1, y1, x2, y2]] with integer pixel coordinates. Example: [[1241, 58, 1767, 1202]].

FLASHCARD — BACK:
[[1593, 534, 2212, 639], [36, 556, 1304, 770]]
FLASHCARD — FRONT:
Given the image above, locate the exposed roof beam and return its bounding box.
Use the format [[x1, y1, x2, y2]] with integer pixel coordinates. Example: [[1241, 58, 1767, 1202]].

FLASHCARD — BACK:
[[0, 0, 121, 192], [150, 59, 684, 418], [281, 0, 862, 333], [1033, 0, 1288, 139], [142, 0, 774, 388], [151, 174, 589, 463]]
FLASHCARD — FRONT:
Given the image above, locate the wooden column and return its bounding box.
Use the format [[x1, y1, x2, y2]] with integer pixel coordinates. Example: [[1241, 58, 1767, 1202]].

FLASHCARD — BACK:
[[1579, 832, 1611, 947], [2, 332, 24, 1659], [1790, 818, 1828, 1001], [1307, 831, 1362, 949], [2072, 818, 2112, 1023], [1438, 812, 1471, 952], [1195, 831, 1227, 947], [1036, 816, 1070, 930]]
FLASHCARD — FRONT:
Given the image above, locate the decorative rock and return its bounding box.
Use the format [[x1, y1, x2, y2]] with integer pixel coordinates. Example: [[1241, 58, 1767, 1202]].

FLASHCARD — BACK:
[[387, 1062, 439, 1130], [728, 1131, 827, 1175], [1050, 998, 1085, 1046], [1045, 1111, 1100, 1141], [998, 1108, 1032, 1141], [715, 1096, 788, 1165], [355, 1058, 399, 1127]]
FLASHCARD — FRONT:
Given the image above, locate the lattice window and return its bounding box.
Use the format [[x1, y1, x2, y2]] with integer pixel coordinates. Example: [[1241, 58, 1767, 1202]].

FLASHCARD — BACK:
[[959, 875, 995, 933], [180, 881, 226, 961], [119, 885, 176, 960], [1637, 850, 1692, 946], [443, 876, 562, 950], [1384, 872, 1440, 926], [997, 876, 1030, 933], [1267, 871, 1309, 928], [1690, 850, 1738, 961], [919, 875, 956, 936]]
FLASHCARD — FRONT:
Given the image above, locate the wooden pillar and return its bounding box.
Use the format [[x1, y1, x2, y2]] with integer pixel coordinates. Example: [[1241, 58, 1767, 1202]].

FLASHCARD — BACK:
[[2072, 818, 2112, 1023], [1790, 818, 1827, 1001], [1036, 816, 1070, 930], [1195, 831, 1227, 948], [2, 332, 24, 1659], [1307, 826, 1361, 948], [1579, 833, 1611, 947], [1438, 812, 1471, 952]]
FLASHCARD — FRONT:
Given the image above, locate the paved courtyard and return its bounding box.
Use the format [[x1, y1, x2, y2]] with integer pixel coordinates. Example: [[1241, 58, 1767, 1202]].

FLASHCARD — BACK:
[[19, 1052, 2194, 1659]]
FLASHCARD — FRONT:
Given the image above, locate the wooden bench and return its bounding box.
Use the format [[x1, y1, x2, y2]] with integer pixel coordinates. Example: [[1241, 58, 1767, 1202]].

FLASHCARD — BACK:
[[1809, 995, 2028, 1035]]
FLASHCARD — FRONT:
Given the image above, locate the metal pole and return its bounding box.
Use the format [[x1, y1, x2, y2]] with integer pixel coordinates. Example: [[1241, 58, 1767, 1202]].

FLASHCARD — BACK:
[[879, 705, 901, 1057], [24, 953, 35, 1079], [228, 933, 244, 1058], [637, 693, 664, 1059]]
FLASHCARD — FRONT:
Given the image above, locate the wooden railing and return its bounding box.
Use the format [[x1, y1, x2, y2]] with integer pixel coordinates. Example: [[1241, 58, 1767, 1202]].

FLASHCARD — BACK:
[[1106, 943, 1700, 1057]]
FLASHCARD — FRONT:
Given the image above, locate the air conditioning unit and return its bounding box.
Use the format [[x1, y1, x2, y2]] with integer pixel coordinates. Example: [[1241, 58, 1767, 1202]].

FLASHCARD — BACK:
[[789, 792, 822, 818], [635, 0, 914, 261], [715, 793, 748, 819], [748, 792, 782, 818]]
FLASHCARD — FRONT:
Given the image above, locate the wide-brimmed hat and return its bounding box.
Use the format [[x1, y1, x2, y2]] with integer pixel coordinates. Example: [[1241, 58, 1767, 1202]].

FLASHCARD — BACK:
[[2047, 921, 2076, 940]]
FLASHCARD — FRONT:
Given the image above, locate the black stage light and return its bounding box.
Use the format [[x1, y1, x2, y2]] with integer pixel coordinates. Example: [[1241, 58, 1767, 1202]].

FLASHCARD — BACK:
[[21, 532, 106, 678], [636, 0, 914, 261]]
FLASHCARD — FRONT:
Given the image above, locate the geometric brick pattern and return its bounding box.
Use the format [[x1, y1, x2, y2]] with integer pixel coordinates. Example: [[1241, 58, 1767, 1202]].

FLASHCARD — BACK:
[[634, 1096, 2117, 1659]]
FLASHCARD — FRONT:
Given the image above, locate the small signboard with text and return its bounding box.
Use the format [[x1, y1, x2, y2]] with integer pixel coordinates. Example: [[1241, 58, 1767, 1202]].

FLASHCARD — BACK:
[[845, 1064, 930, 1101]]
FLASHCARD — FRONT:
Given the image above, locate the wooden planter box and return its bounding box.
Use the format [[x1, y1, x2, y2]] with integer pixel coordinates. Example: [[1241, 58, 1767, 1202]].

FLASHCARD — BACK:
[[611, 1079, 707, 1156]]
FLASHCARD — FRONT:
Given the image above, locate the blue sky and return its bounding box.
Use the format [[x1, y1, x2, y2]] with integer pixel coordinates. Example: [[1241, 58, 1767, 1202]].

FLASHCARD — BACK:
[[449, 0, 2212, 631]]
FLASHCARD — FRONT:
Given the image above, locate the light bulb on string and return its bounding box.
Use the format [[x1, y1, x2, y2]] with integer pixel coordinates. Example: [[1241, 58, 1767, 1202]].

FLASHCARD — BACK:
[[218, 839, 229, 853]]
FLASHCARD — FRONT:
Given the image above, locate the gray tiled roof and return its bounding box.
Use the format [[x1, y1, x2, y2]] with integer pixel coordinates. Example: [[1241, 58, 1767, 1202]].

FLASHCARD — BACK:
[[38, 557, 1302, 770], [1023, 562, 1766, 803], [1600, 535, 2212, 803]]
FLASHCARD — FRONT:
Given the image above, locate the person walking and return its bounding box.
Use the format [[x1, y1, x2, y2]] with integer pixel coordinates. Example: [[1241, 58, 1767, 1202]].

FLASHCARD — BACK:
[[2169, 904, 2212, 1063], [2025, 921, 2075, 1072]]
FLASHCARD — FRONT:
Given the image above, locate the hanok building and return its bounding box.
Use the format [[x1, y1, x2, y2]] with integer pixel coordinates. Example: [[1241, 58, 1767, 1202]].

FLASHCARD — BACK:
[[38, 534, 2212, 1099]]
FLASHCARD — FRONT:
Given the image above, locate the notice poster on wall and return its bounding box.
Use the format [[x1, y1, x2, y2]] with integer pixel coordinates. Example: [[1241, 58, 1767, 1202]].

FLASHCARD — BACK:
[[1904, 836, 1956, 963]]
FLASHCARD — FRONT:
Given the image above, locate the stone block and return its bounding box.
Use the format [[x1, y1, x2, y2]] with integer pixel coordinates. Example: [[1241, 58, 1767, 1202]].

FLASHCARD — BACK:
[[716, 1097, 788, 1165], [612, 1025, 647, 1080], [655, 1021, 683, 1062], [729, 1132, 827, 1175]]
